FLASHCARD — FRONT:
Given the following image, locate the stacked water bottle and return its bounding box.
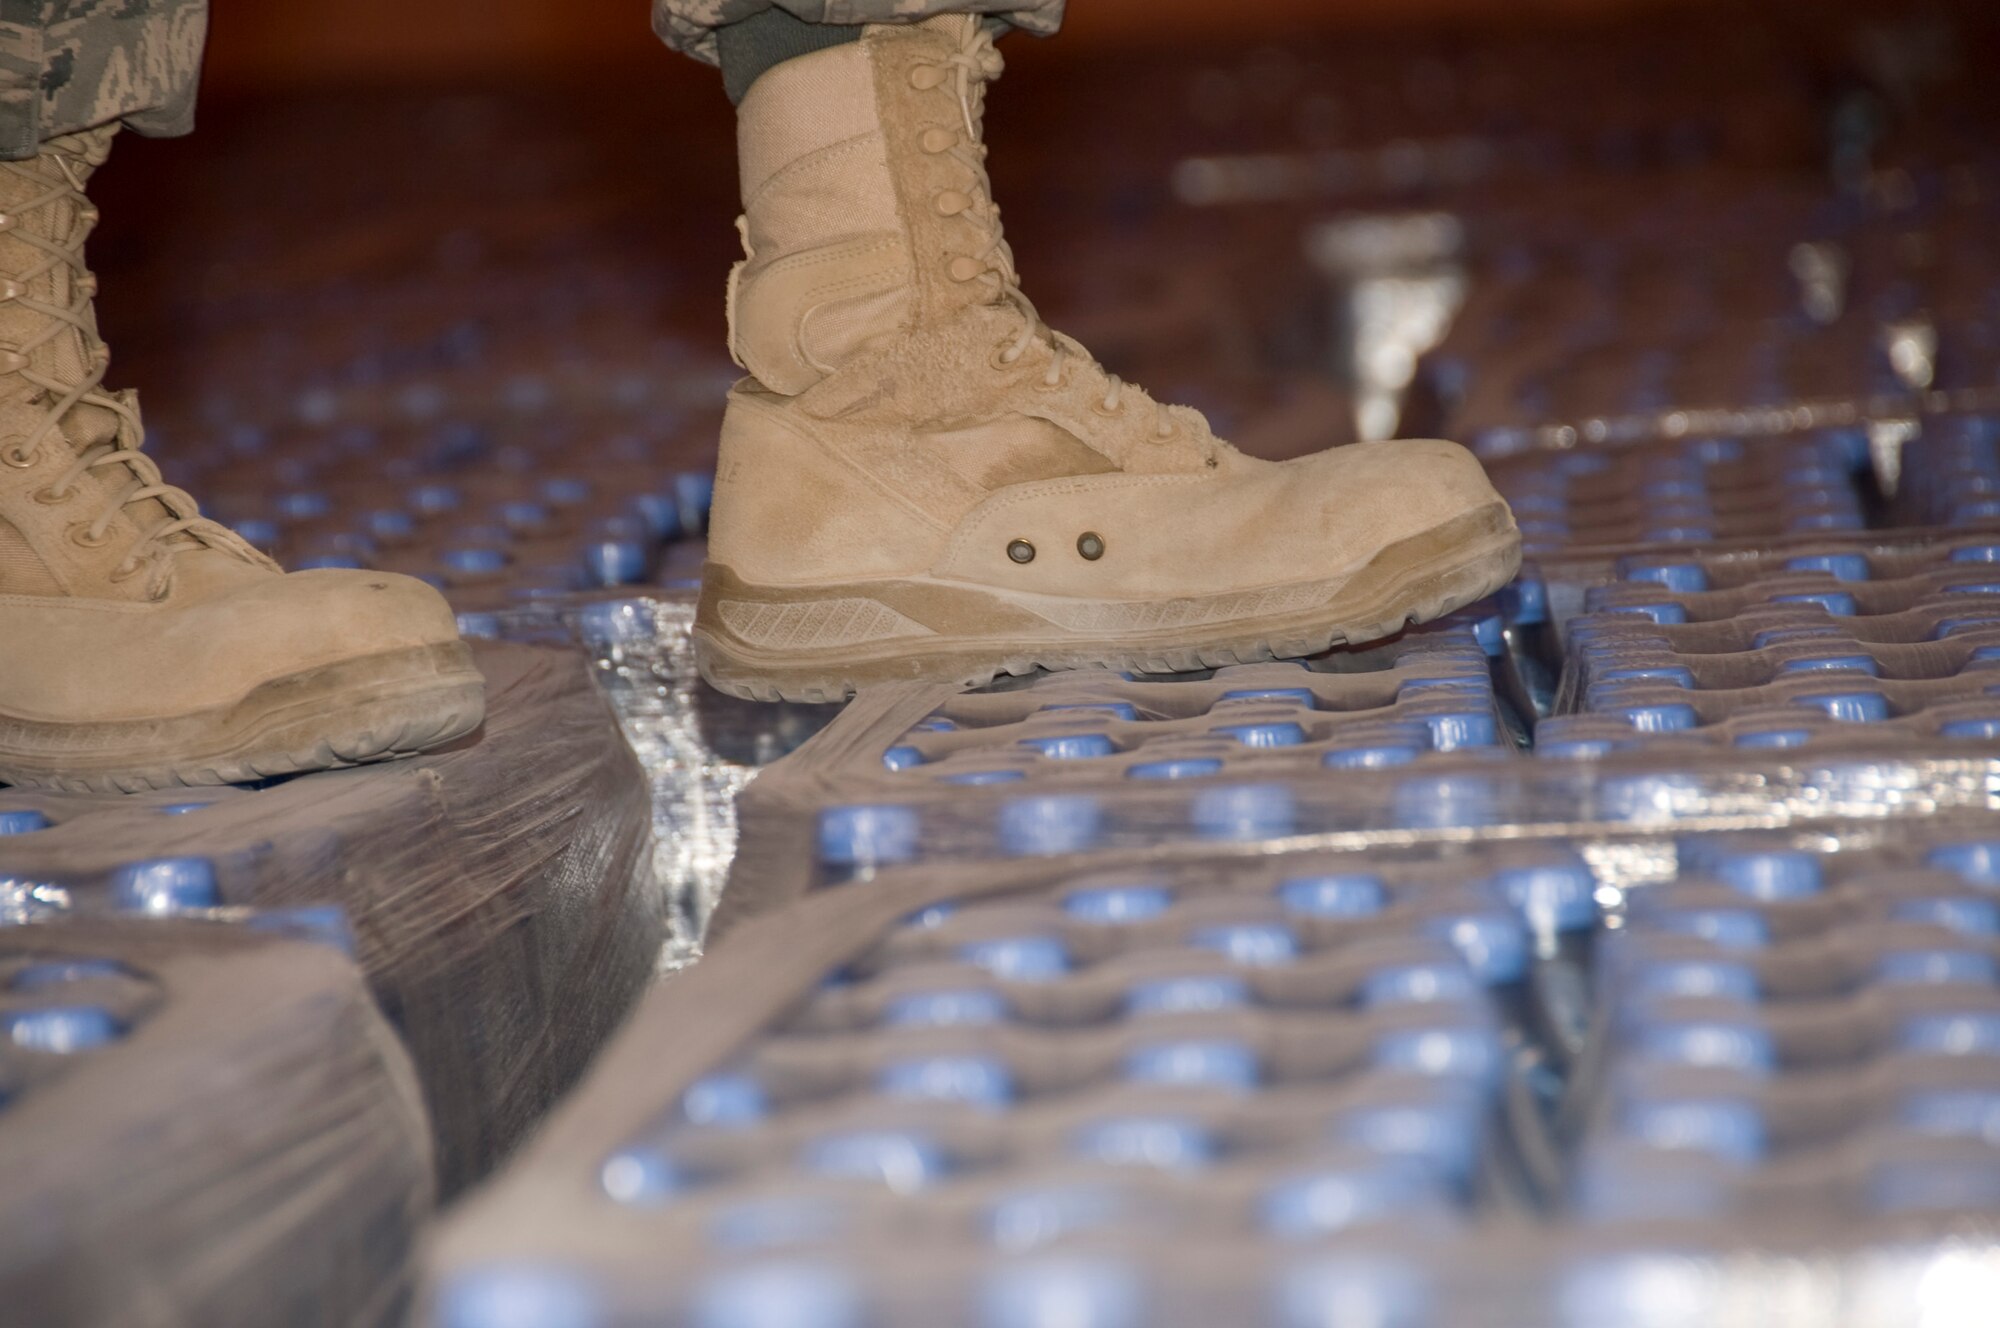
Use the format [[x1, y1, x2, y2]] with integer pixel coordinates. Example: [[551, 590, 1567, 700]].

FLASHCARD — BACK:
[[1578, 834, 2000, 1235], [0, 949, 155, 1097], [1536, 537, 2000, 754]]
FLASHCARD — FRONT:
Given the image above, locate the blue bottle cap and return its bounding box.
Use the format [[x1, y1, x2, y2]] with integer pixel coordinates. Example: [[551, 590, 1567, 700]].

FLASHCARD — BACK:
[[910, 715, 957, 733], [1637, 1018, 1777, 1074], [1624, 1097, 1765, 1163], [233, 517, 281, 547], [1935, 615, 2000, 639], [1947, 582, 2000, 598], [1944, 716, 2000, 740], [1503, 578, 1549, 627], [1190, 922, 1299, 967], [1423, 912, 1529, 985], [1927, 841, 2000, 886], [404, 483, 460, 515], [4, 1004, 121, 1053], [707, 1197, 855, 1253], [1417, 710, 1500, 751], [1899, 1010, 2000, 1057], [1324, 743, 1421, 769], [879, 1055, 1015, 1109], [1123, 1040, 1260, 1093], [1210, 722, 1308, 748], [275, 490, 333, 520], [1391, 774, 1499, 830], [882, 989, 1010, 1028], [1019, 733, 1117, 760], [1371, 1024, 1504, 1085], [1732, 727, 1812, 750], [1619, 561, 1709, 594], [1192, 783, 1297, 841], [109, 856, 221, 914], [881, 745, 925, 771], [8, 958, 124, 991], [1488, 859, 1599, 934], [1360, 961, 1482, 1010], [958, 936, 1070, 983], [1643, 525, 1716, 543], [1769, 590, 1857, 616], [1612, 702, 1700, 733], [1751, 625, 1847, 649], [986, 1187, 1130, 1251], [1063, 884, 1172, 924], [816, 805, 920, 871], [1952, 543, 2000, 564], [581, 539, 649, 586], [1793, 691, 1892, 723], [1125, 758, 1222, 780], [1275, 1257, 1429, 1328], [1649, 906, 1770, 950], [1876, 948, 2000, 987], [294, 553, 364, 571], [434, 1265, 604, 1328], [455, 611, 503, 640], [1069, 1116, 1214, 1171], [1260, 1160, 1441, 1239], [1891, 896, 2000, 938], [1125, 974, 1251, 1017], [1775, 653, 1881, 676], [1278, 872, 1386, 919], [977, 1259, 1145, 1328], [599, 1141, 687, 1205], [1898, 1087, 2000, 1140], [440, 546, 509, 575], [944, 769, 1029, 786], [691, 1263, 866, 1328], [244, 905, 359, 956], [675, 472, 717, 526], [538, 477, 590, 506], [683, 1071, 768, 1127], [1784, 552, 1871, 581], [1708, 848, 1823, 902], [800, 1130, 947, 1191], [1217, 687, 1316, 707], [0, 808, 49, 835], [1628, 957, 1760, 1004], [1335, 1090, 1484, 1183], [1869, 1156, 2000, 1215], [998, 795, 1103, 856], [628, 493, 683, 540]]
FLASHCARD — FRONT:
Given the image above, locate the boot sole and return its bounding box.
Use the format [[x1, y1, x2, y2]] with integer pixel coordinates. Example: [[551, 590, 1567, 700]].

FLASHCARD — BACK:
[[0, 642, 488, 794], [694, 501, 1522, 703]]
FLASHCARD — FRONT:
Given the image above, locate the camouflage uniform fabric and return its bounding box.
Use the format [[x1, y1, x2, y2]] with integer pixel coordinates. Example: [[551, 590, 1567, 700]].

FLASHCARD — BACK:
[[655, 0, 1065, 65], [0, 0, 208, 160]]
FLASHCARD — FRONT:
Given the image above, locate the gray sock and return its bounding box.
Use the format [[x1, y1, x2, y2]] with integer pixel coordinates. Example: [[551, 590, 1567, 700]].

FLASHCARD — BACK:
[[717, 10, 863, 106]]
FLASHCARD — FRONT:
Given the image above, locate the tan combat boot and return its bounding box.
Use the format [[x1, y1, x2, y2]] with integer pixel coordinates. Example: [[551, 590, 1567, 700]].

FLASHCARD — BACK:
[[0, 128, 484, 792], [694, 17, 1520, 703]]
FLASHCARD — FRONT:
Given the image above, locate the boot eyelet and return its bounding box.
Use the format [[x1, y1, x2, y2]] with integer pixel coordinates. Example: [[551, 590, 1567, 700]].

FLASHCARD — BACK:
[[32, 484, 71, 504], [934, 190, 972, 217], [1077, 532, 1106, 561], [1007, 538, 1036, 565], [920, 127, 957, 154], [909, 65, 947, 91], [1, 439, 37, 468], [947, 256, 985, 283], [1092, 400, 1126, 419], [67, 523, 110, 549], [108, 558, 140, 584], [1034, 369, 1070, 393], [990, 342, 1025, 371]]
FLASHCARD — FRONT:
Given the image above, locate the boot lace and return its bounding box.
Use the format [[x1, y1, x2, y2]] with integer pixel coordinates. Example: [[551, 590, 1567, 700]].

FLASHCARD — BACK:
[[931, 23, 1211, 458], [2, 137, 214, 592]]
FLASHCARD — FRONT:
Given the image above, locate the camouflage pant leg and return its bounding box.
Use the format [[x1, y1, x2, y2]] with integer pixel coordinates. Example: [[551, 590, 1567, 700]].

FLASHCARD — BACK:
[[653, 0, 1064, 66], [0, 0, 209, 160]]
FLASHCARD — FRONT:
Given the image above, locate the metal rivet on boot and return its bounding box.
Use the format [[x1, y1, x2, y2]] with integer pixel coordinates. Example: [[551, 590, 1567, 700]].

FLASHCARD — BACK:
[[1077, 533, 1106, 561], [1007, 539, 1036, 564]]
